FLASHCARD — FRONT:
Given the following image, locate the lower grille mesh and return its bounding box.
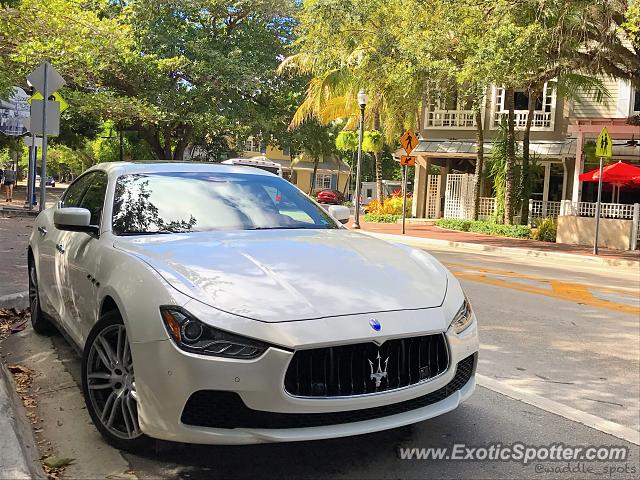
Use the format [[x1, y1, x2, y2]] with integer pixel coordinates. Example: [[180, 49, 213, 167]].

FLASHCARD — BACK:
[[180, 353, 476, 429]]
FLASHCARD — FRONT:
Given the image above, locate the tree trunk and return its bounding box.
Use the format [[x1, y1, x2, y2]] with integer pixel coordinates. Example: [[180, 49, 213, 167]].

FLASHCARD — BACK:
[[373, 113, 384, 204], [309, 157, 319, 195], [504, 87, 516, 225], [472, 107, 484, 220], [342, 151, 354, 196], [520, 87, 537, 225]]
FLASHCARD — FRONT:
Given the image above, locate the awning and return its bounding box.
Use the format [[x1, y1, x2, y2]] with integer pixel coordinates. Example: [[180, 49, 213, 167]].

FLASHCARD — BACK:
[[411, 139, 576, 157]]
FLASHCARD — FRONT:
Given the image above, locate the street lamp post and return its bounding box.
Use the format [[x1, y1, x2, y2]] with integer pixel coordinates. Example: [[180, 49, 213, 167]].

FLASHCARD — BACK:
[[352, 89, 368, 229]]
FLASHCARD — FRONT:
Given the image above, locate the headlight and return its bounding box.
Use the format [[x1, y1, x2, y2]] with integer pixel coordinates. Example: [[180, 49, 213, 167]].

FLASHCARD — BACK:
[[160, 307, 269, 359], [450, 298, 474, 334]]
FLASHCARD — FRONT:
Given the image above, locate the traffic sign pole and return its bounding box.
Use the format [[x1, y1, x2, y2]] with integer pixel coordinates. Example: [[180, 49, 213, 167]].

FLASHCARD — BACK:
[[39, 63, 49, 211], [593, 156, 604, 255], [401, 164, 408, 235]]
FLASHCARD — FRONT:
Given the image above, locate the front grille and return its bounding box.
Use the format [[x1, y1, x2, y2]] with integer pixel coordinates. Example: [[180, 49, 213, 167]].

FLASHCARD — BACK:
[[284, 334, 448, 397], [180, 353, 476, 429]]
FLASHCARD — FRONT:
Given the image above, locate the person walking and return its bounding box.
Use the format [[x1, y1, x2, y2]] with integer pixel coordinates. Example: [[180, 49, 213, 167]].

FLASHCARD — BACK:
[[2, 165, 17, 202]]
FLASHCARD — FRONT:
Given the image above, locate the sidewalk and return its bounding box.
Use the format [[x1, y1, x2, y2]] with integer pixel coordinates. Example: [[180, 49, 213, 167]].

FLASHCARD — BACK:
[[356, 221, 640, 266], [0, 216, 32, 308]]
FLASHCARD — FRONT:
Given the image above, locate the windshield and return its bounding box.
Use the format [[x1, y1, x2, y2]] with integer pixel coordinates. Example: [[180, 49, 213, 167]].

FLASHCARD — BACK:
[[111, 172, 338, 235]]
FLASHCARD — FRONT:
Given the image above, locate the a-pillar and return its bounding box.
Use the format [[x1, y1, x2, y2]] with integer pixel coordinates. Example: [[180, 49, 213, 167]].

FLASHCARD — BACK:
[[571, 131, 584, 204]]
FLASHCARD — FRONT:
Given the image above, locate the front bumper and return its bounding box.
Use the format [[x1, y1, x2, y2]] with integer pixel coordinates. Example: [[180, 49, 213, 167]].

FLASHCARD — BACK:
[[131, 309, 479, 445]]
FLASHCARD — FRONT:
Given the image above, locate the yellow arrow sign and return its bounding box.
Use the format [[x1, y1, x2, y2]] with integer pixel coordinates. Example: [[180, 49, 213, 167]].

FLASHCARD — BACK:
[[28, 91, 69, 113], [595, 127, 612, 158]]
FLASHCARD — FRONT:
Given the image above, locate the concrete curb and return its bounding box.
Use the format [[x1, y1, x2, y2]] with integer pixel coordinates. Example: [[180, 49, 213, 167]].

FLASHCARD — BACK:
[[0, 292, 29, 310], [0, 361, 46, 479], [362, 232, 640, 268]]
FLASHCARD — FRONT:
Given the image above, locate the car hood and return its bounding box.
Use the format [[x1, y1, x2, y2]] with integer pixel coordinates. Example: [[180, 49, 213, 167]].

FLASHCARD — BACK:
[[114, 229, 448, 323]]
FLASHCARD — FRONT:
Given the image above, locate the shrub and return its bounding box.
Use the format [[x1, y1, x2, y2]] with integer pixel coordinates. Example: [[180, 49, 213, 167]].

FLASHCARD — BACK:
[[435, 219, 532, 239], [365, 196, 412, 215], [531, 217, 557, 242], [364, 213, 401, 223], [435, 219, 472, 231]]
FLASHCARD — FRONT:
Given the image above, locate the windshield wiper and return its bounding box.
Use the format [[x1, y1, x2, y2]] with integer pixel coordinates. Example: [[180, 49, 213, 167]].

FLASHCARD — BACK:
[[119, 230, 176, 236], [249, 225, 313, 230]]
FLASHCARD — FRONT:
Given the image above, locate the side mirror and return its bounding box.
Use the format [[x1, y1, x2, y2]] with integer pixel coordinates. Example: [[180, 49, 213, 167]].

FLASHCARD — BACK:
[[54, 207, 99, 235], [328, 205, 350, 225]]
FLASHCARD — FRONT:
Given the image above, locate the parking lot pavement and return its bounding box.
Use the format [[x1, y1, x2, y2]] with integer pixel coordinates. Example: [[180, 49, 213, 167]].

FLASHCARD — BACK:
[[2, 325, 638, 480]]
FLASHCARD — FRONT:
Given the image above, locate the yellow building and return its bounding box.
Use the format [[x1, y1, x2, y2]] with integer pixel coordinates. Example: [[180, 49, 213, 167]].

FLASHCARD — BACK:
[[241, 138, 351, 195]]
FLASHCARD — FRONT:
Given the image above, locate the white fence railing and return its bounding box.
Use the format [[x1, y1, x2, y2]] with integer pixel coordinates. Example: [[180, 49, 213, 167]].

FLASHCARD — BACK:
[[560, 201, 636, 219], [493, 111, 553, 129], [426, 110, 476, 129], [528, 200, 561, 225]]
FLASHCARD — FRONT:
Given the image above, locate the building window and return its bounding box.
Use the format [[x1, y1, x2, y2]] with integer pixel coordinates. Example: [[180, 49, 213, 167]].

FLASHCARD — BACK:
[[633, 88, 640, 114], [243, 138, 256, 152], [315, 173, 332, 190]]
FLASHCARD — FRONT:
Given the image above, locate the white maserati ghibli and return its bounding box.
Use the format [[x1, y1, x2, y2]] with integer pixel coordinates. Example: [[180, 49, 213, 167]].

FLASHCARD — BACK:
[[28, 162, 478, 451]]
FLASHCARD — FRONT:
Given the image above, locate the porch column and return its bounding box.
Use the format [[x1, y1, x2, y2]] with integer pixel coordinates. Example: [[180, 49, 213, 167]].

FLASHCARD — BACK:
[[438, 159, 451, 219], [561, 158, 568, 200], [423, 156, 431, 217], [571, 131, 584, 204], [542, 163, 551, 216], [411, 157, 427, 218]]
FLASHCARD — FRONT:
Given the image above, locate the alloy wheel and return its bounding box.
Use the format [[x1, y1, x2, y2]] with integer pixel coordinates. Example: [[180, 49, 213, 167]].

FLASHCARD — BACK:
[[28, 263, 38, 314], [86, 324, 141, 440]]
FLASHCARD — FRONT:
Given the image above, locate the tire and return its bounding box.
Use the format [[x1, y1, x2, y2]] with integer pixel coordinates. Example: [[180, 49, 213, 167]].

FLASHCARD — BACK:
[[28, 257, 55, 335], [81, 311, 152, 452]]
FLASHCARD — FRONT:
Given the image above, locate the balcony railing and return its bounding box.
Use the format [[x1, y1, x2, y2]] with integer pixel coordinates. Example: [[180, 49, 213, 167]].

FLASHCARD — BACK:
[[493, 111, 553, 129], [426, 110, 476, 129]]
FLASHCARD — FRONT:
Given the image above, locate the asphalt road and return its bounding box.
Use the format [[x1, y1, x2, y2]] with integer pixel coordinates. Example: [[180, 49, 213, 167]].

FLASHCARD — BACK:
[[1, 246, 638, 479]]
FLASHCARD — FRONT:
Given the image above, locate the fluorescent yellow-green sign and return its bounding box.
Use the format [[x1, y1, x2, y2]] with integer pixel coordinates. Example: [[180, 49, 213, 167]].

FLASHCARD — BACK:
[[28, 91, 69, 113], [595, 127, 612, 158]]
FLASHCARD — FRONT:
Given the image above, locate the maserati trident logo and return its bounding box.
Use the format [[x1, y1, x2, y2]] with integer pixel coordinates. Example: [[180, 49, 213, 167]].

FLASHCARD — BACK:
[[368, 352, 389, 387], [369, 318, 381, 331]]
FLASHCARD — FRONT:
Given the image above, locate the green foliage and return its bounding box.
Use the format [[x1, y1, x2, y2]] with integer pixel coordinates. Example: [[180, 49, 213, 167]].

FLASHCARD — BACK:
[[362, 130, 384, 154], [435, 219, 532, 239], [363, 213, 401, 223], [531, 218, 557, 242], [335, 131, 358, 152]]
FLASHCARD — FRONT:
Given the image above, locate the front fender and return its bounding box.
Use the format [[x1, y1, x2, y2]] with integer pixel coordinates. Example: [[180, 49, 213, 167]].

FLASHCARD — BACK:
[[96, 247, 192, 343]]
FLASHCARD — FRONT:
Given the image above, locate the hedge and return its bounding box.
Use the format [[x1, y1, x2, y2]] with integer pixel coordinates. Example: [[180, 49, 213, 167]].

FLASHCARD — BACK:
[[363, 213, 401, 223], [435, 219, 532, 239]]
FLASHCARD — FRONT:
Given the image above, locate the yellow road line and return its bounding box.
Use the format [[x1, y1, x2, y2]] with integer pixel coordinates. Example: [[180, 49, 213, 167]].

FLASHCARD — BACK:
[[447, 265, 639, 315]]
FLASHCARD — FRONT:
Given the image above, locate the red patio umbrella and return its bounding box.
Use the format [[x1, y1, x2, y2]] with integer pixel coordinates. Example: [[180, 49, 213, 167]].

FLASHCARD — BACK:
[[579, 161, 640, 184]]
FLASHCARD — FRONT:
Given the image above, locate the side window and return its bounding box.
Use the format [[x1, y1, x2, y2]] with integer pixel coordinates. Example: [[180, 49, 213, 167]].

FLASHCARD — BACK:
[[61, 173, 95, 208], [79, 173, 108, 226]]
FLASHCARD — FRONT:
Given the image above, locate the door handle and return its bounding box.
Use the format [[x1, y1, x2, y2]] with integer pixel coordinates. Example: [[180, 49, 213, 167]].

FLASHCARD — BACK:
[[38, 226, 47, 236], [55, 243, 65, 254]]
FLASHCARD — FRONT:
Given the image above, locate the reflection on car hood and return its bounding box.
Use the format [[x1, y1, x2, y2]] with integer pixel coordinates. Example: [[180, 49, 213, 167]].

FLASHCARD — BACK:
[[114, 229, 448, 322]]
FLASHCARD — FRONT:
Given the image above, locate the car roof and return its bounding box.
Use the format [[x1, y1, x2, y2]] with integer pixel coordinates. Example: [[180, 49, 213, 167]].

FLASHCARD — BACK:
[[84, 161, 277, 177]]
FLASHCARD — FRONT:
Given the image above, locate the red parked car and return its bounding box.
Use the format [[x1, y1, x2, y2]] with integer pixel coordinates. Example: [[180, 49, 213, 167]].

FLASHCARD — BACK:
[[315, 189, 345, 205]]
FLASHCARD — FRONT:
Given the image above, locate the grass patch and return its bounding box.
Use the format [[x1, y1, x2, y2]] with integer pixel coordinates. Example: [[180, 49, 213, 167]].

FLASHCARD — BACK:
[[364, 213, 401, 223]]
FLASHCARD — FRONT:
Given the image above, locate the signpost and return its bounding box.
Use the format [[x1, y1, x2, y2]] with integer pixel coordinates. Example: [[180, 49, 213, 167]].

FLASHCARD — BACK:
[[593, 127, 612, 255], [399, 130, 419, 235], [27, 61, 66, 211]]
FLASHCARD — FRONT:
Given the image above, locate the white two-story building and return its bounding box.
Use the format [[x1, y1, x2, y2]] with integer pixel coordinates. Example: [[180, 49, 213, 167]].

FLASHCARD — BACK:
[[409, 78, 640, 248]]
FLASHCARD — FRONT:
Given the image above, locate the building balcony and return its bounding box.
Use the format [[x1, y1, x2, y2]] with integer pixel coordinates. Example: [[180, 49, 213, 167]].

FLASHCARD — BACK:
[[492, 111, 554, 130], [425, 110, 477, 130]]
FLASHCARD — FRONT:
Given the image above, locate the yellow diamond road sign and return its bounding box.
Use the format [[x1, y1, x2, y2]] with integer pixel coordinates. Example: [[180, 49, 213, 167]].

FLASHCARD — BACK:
[[28, 91, 69, 113], [400, 129, 419, 155], [595, 127, 612, 158]]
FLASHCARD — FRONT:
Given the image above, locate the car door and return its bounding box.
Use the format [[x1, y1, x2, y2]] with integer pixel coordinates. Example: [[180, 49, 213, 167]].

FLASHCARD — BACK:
[[59, 172, 109, 344], [37, 173, 95, 323]]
